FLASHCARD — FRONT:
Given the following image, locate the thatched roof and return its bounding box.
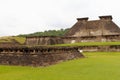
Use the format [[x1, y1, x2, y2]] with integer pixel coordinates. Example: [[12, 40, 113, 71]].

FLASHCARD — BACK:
[[65, 15, 120, 37]]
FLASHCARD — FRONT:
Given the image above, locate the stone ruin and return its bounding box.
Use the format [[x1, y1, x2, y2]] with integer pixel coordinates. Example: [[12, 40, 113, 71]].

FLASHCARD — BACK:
[[0, 15, 120, 66], [26, 35, 120, 45], [26, 15, 120, 45], [0, 46, 84, 66], [66, 15, 120, 37]]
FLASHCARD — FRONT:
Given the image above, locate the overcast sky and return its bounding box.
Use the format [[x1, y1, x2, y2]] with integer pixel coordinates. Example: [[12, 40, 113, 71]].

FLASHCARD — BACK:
[[0, 0, 120, 36]]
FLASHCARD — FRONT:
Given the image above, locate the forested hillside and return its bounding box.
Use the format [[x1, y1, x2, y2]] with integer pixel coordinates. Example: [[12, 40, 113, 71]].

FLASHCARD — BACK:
[[18, 28, 69, 37]]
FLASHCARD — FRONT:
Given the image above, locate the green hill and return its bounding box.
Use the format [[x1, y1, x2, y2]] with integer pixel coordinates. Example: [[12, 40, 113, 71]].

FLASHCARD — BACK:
[[18, 28, 69, 37], [0, 28, 69, 44]]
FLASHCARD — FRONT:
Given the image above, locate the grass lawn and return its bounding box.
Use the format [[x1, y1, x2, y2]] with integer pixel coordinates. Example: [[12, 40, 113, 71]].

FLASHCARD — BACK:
[[54, 42, 120, 46], [0, 52, 120, 80]]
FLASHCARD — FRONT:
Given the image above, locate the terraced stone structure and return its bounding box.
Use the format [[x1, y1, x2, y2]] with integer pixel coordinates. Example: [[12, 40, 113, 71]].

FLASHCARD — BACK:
[[66, 16, 120, 37], [0, 15, 119, 66], [26, 15, 120, 45], [0, 46, 84, 66]]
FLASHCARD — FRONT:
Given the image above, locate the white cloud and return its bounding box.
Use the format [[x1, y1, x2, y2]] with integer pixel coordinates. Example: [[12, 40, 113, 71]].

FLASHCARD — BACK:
[[0, 0, 120, 36]]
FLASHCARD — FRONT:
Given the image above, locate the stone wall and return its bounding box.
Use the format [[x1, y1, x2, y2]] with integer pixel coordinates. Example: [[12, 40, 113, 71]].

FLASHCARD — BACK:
[[63, 35, 120, 43], [26, 36, 63, 45], [0, 46, 84, 66], [25, 35, 120, 45], [0, 44, 119, 67], [65, 16, 120, 37]]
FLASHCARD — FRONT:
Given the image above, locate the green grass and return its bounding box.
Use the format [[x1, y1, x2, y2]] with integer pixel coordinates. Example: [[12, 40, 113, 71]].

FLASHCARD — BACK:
[[0, 36, 26, 44], [12, 37, 26, 44], [54, 41, 120, 46], [0, 52, 120, 80]]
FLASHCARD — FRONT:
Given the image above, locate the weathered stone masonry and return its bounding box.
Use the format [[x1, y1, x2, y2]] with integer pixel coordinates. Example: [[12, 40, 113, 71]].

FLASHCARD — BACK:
[[25, 16, 120, 45], [0, 46, 84, 66], [0, 15, 120, 66], [26, 35, 120, 45]]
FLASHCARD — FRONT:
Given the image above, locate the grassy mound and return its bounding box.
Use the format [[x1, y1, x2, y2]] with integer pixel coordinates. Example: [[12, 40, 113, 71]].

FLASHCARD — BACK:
[[0, 52, 120, 80], [0, 36, 26, 44]]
